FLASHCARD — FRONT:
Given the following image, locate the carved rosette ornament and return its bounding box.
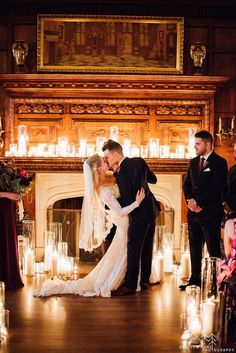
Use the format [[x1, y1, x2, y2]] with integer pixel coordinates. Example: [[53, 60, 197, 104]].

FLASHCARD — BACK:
[[190, 42, 206, 75]]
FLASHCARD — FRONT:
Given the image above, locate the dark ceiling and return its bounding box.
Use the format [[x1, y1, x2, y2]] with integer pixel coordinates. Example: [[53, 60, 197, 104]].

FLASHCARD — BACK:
[[0, 0, 236, 18]]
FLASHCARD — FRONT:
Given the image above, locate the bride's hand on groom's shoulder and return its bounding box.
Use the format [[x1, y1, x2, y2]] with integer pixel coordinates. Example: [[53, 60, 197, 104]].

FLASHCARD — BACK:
[[136, 188, 145, 205]]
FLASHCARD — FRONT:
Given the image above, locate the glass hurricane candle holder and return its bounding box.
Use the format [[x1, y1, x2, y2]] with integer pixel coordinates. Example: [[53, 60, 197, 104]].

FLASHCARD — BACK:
[[188, 310, 202, 349], [49, 222, 62, 245], [201, 257, 221, 302], [163, 232, 174, 273], [22, 220, 35, 249], [186, 285, 200, 317], [201, 257, 221, 341], [180, 223, 191, 281]]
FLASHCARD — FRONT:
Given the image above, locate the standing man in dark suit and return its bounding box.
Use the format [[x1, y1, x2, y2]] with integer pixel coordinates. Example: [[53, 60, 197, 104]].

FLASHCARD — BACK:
[[181, 130, 228, 290], [102, 139, 159, 296]]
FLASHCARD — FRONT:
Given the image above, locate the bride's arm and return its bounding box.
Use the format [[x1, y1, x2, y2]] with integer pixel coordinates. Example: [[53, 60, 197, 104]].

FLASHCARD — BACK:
[[102, 188, 145, 217]]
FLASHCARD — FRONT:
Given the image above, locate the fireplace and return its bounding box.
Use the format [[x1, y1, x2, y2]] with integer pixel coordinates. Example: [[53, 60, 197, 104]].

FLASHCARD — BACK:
[[35, 172, 182, 261]]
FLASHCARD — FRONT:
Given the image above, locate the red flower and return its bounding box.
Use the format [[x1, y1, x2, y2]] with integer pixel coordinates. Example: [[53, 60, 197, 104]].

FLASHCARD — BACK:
[[17, 168, 27, 178]]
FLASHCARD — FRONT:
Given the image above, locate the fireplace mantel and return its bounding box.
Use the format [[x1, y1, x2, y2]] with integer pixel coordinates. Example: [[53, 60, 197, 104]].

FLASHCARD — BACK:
[[0, 73, 229, 97], [0, 73, 229, 161], [1, 157, 188, 174]]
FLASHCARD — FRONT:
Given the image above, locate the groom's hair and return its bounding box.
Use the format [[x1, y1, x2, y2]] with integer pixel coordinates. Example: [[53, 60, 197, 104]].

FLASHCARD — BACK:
[[195, 130, 213, 145], [102, 139, 123, 154]]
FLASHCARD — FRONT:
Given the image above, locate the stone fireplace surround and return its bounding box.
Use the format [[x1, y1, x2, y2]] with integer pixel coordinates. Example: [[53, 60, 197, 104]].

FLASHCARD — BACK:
[[35, 172, 182, 260]]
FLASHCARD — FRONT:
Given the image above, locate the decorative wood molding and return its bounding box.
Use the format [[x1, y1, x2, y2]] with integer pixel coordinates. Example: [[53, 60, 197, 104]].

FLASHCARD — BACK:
[[1, 157, 189, 174], [0, 74, 229, 95]]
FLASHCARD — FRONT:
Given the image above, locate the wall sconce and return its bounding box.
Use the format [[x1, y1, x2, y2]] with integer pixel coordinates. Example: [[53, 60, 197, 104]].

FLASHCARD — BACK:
[[190, 42, 206, 75], [12, 40, 29, 71]]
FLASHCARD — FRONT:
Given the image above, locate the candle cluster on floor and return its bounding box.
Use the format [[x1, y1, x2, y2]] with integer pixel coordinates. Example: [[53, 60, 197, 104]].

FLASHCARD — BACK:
[[180, 257, 222, 349], [21, 221, 79, 280], [0, 282, 8, 341]]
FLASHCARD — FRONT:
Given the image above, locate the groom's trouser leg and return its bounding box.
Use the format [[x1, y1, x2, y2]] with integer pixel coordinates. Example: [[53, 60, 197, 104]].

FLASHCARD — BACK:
[[125, 218, 153, 291], [140, 221, 156, 284]]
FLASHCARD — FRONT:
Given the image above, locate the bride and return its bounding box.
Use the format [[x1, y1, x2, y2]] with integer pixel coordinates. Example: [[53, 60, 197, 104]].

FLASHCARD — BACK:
[[34, 154, 145, 298]]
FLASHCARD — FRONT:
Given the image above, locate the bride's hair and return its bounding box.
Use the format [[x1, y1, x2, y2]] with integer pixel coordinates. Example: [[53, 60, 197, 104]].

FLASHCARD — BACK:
[[87, 154, 115, 191]]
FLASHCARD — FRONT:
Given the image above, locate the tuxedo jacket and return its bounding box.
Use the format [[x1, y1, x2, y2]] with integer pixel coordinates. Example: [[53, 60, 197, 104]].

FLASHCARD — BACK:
[[222, 164, 236, 219], [183, 151, 228, 222], [115, 157, 160, 222]]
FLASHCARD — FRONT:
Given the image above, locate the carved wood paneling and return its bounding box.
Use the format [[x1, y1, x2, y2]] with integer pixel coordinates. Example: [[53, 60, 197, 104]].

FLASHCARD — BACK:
[[0, 74, 229, 165], [157, 121, 202, 147]]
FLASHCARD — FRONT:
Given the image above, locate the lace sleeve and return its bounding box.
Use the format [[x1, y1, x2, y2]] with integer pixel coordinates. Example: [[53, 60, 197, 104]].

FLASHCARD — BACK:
[[101, 187, 139, 217]]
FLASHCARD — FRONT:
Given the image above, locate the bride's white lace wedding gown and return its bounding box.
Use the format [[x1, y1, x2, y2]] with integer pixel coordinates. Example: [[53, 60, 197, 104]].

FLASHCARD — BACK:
[[34, 185, 139, 298]]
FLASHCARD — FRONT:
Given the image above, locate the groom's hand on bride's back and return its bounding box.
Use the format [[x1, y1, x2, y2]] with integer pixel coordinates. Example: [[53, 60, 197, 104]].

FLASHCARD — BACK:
[[136, 188, 145, 205]]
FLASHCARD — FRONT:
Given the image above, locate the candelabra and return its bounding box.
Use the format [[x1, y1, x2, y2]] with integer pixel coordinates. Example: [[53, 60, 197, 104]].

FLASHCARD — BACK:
[[216, 116, 236, 146], [0, 117, 4, 154]]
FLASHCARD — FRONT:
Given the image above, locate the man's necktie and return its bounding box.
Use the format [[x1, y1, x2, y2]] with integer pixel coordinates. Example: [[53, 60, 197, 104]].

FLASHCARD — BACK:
[[199, 157, 205, 171]]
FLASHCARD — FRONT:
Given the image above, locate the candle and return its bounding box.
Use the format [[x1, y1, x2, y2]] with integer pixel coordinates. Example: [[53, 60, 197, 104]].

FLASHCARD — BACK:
[[96, 137, 106, 154], [164, 247, 173, 273], [131, 145, 140, 157], [109, 126, 119, 141], [0, 116, 2, 131], [44, 244, 53, 272], [218, 117, 222, 133], [24, 247, 35, 276], [149, 138, 159, 158], [73, 263, 79, 274], [79, 139, 87, 157], [123, 138, 131, 157], [51, 251, 59, 277], [180, 252, 191, 279], [232, 116, 235, 131], [202, 299, 216, 336], [150, 252, 164, 283], [189, 318, 201, 338]]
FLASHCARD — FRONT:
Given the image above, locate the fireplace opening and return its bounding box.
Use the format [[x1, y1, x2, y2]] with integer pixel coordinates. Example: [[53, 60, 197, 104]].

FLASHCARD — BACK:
[[47, 197, 174, 263]]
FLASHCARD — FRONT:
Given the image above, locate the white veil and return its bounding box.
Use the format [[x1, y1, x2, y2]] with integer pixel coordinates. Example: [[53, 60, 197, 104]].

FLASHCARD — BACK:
[[79, 160, 112, 252]]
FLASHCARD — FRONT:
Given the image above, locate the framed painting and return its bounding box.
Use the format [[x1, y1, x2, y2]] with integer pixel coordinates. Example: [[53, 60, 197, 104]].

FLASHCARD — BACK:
[[37, 14, 184, 74]]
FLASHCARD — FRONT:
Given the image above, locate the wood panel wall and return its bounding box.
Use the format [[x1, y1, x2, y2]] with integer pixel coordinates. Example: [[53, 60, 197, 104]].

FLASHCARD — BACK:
[[0, 3, 236, 165]]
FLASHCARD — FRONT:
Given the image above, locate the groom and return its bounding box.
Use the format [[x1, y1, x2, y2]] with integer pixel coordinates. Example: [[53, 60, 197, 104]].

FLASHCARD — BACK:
[[102, 139, 160, 295]]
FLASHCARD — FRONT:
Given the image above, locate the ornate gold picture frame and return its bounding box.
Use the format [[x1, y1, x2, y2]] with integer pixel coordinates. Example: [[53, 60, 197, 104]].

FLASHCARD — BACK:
[[37, 14, 184, 74]]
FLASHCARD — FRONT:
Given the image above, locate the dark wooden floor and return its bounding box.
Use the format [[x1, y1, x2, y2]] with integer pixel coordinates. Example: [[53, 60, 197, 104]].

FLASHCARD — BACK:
[[0, 265, 230, 353]]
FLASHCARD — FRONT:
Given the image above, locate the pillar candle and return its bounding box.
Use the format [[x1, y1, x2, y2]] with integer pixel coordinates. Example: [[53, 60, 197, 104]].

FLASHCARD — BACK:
[[189, 318, 201, 338], [232, 116, 235, 130], [51, 251, 59, 277], [164, 247, 173, 273], [218, 117, 222, 133], [150, 253, 164, 283], [24, 248, 35, 276], [44, 244, 53, 272], [180, 252, 191, 279], [202, 299, 216, 336]]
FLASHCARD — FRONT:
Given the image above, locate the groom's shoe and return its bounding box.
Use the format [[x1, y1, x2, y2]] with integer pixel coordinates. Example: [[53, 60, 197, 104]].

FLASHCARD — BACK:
[[140, 282, 149, 290], [111, 285, 135, 297], [179, 278, 201, 291]]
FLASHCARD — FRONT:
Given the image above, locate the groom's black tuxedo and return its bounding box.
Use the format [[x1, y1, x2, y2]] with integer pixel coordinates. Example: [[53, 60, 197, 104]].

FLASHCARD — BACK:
[[183, 150, 228, 284], [115, 157, 159, 290]]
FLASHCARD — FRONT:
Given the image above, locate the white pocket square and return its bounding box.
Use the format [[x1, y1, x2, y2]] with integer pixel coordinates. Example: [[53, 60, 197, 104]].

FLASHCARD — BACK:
[[203, 168, 210, 172]]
